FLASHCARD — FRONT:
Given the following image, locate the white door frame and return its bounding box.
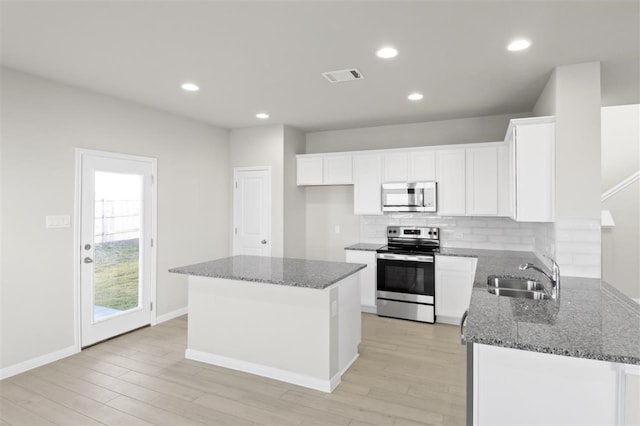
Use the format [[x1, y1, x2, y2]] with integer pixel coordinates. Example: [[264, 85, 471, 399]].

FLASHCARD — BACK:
[[232, 166, 272, 256], [73, 148, 158, 351]]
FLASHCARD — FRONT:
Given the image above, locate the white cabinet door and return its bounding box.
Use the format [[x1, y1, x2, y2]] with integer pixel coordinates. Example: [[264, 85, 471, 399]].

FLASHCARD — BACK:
[[514, 121, 555, 222], [466, 146, 498, 216], [296, 157, 323, 185], [436, 149, 466, 215], [382, 152, 408, 183], [497, 143, 511, 217], [474, 344, 620, 426], [324, 155, 353, 185], [345, 250, 377, 313], [408, 150, 436, 182], [353, 154, 383, 215], [435, 256, 477, 324]]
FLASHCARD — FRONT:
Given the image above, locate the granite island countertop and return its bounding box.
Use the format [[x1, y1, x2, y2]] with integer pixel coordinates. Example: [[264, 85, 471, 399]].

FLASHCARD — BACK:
[[441, 248, 640, 365], [169, 255, 366, 290]]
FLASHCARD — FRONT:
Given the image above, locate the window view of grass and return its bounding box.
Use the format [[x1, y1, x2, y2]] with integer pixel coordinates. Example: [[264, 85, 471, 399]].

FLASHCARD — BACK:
[[94, 238, 139, 311]]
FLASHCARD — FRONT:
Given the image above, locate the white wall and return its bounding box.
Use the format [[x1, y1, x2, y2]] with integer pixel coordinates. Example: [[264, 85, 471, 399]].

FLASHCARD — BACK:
[[305, 186, 360, 262], [303, 113, 528, 261], [601, 105, 640, 299], [0, 68, 230, 371], [229, 125, 284, 257], [283, 125, 306, 259], [533, 62, 603, 278], [554, 62, 602, 221], [306, 113, 528, 154]]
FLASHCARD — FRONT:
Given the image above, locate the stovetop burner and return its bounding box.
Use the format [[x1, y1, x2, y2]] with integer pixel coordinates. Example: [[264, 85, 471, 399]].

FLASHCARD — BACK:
[[377, 225, 440, 254], [376, 245, 440, 255]]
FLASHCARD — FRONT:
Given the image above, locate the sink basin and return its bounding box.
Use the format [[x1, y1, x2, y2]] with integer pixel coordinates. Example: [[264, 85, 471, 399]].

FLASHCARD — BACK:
[[487, 275, 545, 291], [487, 287, 551, 300]]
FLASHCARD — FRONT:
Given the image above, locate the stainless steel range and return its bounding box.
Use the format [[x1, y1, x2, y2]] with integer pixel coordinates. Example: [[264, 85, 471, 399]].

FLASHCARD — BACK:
[[376, 226, 439, 323]]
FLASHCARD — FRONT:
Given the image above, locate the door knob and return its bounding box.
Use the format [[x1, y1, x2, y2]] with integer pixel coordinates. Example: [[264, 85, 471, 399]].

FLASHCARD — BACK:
[[261, 240, 267, 244], [84, 257, 93, 264]]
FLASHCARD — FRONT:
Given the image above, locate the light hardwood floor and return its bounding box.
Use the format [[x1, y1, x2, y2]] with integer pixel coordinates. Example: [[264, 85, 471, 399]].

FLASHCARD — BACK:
[[0, 314, 466, 425]]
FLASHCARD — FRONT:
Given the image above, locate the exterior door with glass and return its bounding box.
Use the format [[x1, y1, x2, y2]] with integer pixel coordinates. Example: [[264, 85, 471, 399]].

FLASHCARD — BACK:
[[79, 151, 155, 347]]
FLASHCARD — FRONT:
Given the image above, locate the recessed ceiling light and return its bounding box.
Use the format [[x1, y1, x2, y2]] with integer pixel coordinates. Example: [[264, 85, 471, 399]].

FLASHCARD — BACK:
[[507, 39, 531, 52], [408, 93, 424, 101], [256, 113, 269, 119], [376, 46, 398, 59], [181, 82, 200, 92]]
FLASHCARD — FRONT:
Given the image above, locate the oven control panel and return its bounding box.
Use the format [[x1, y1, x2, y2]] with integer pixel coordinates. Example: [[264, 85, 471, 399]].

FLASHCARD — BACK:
[[387, 226, 439, 240]]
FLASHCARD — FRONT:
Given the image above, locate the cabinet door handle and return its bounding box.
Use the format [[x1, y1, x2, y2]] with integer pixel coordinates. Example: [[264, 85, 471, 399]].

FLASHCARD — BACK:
[[460, 309, 469, 345]]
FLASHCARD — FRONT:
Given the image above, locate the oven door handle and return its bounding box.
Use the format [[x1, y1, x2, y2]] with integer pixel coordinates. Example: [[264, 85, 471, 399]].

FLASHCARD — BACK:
[[376, 253, 434, 263]]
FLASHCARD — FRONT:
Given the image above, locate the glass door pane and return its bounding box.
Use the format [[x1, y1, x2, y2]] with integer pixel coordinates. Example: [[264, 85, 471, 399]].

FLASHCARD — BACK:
[[93, 171, 142, 322]]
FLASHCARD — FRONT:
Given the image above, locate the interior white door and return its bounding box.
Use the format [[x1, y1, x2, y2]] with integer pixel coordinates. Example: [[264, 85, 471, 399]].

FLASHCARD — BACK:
[[233, 168, 271, 256], [80, 152, 154, 347]]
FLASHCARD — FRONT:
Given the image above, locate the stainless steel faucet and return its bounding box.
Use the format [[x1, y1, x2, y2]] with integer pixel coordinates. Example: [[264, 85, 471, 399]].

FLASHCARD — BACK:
[[519, 256, 561, 299]]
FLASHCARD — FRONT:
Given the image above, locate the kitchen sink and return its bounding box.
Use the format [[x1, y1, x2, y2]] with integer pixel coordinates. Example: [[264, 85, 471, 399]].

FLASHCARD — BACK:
[[487, 275, 545, 291], [487, 275, 550, 300], [487, 287, 551, 300]]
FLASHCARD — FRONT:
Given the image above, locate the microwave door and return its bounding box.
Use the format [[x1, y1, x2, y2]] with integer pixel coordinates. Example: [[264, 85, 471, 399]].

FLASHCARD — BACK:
[[384, 189, 423, 208]]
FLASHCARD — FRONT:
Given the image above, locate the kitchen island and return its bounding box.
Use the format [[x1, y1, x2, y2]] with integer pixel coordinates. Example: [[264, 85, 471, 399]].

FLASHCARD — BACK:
[[453, 248, 640, 425], [169, 255, 366, 392]]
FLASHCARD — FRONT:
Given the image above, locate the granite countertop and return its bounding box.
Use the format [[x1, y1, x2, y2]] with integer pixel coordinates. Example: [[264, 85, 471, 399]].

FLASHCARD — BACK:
[[344, 243, 385, 251], [453, 248, 640, 365], [169, 255, 366, 290]]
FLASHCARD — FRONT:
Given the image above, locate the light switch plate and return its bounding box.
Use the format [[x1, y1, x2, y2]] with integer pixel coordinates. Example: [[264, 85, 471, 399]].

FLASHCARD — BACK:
[[46, 215, 71, 229]]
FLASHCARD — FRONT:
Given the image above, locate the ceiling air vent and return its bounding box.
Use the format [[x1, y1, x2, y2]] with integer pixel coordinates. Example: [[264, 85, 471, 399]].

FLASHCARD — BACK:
[[321, 68, 365, 83]]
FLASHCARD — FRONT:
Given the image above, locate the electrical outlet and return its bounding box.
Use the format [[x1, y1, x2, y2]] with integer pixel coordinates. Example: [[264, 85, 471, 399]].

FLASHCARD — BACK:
[[334, 225, 341, 234], [454, 232, 464, 240]]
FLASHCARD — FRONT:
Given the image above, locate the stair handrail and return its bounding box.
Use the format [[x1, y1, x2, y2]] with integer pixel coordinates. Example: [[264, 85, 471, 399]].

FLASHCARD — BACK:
[[602, 170, 640, 202]]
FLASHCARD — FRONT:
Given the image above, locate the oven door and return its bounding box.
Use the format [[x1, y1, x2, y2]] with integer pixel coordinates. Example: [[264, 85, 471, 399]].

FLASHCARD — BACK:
[[376, 253, 435, 303]]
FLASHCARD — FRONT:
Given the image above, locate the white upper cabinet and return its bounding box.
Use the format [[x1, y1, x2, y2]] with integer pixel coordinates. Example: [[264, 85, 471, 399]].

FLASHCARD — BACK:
[[297, 154, 352, 185], [297, 156, 323, 185], [507, 117, 555, 222], [353, 154, 383, 215], [436, 149, 466, 215], [497, 143, 511, 217], [466, 145, 499, 216], [382, 152, 408, 182], [323, 155, 353, 185], [408, 150, 436, 182]]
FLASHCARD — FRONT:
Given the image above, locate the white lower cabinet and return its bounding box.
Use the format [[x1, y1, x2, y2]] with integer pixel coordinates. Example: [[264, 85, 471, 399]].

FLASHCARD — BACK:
[[472, 343, 637, 426], [435, 255, 477, 325], [345, 250, 377, 313]]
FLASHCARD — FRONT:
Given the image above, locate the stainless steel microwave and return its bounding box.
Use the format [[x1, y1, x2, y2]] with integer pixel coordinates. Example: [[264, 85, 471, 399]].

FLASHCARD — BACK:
[[381, 182, 437, 213]]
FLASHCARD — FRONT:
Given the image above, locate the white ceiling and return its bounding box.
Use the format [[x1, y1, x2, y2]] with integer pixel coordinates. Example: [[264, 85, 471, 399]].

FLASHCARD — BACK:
[[1, 1, 638, 132]]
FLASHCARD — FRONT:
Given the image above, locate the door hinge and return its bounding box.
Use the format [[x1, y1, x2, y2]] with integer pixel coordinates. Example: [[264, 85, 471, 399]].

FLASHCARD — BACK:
[[151, 175, 155, 184], [150, 302, 153, 311], [234, 227, 238, 235], [151, 238, 154, 248], [235, 181, 237, 189]]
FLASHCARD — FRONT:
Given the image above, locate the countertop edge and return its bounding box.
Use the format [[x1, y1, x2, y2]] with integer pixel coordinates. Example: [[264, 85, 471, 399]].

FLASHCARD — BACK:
[[169, 260, 367, 290]]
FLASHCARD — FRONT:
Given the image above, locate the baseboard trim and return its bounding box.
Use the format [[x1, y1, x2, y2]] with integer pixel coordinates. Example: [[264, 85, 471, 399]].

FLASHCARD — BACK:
[[0, 345, 78, 380], [155, 306, 187, 325], [185, 348, 340, 393], [437, 315, 462, 326], [361, 305, 377, 314]]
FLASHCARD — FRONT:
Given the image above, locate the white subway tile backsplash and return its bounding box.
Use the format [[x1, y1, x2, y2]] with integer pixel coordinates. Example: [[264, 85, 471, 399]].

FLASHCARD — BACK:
[[360, 214, 545, 252], [557, 241, 600, 254], [472, 228, 504, 236], [554, 219, 601, 278]]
